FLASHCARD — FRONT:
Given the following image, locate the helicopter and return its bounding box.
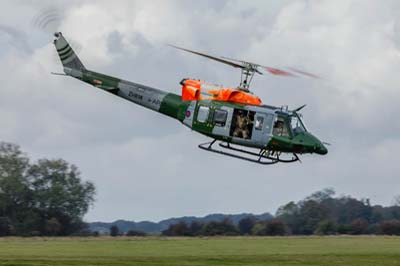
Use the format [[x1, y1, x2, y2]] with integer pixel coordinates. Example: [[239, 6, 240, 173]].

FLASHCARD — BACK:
[[53, 32, 327, 165]]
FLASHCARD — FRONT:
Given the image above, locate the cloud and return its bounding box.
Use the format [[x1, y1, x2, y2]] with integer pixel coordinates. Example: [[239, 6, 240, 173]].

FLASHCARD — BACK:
[[0, 0, 399, 222]]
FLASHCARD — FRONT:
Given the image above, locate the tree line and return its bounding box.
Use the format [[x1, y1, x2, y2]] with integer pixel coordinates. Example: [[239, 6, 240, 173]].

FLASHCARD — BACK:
[[0, 142, 95, 236], [160, 218, 287, 236], [2, 140, 400, 237], [160, 188, 400, 236]]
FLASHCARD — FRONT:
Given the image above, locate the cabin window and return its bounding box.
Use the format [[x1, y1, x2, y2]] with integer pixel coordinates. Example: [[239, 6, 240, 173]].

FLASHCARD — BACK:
[[255, 116, 264, 130], [197, 106, 210, 123], [213, 109, 228, 126]]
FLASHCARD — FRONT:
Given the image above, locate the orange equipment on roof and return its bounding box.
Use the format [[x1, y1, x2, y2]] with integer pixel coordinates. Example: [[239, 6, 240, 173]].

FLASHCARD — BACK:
[[181, 79, 262, 106]]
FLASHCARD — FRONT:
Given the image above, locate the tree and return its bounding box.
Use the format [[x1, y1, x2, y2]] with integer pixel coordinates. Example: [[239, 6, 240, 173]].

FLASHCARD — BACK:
[[0, 217, 11, 236], [295, 200, 330, 235], [315, 219, 337, 235], [276, 201, 298, 234], [276, 189, 382, 235], [0, 141, 96, 236], [189, 221, 204, 236], [28, 159, 95, 219], [0, 142, 29, 181], [126, 230, 146, 236], [380, 220, 400, 235], [162, 221, 190, 236], [110, 225, 119, 237], [238, 216, 256, 235], [265, 219, 287, 236], [371, 206, 384, 223], [276, 190, 335, 235], [45, 217, 62, 236], [350, 218, 369, 235], [335, 197, 372, 224], [251, 222, 267, 236], [276, 201, 298, 217], [251, 220, 287, 236], [337, 224, 352, 234], [202, 218, 239, 236], [0, 142, 35, 235], [306, 188, 335, 203], [27, 159, 95, 235]]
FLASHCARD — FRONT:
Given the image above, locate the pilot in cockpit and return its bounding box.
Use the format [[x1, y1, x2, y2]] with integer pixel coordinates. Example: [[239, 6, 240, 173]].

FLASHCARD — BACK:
[[273, 120, 284, 136]]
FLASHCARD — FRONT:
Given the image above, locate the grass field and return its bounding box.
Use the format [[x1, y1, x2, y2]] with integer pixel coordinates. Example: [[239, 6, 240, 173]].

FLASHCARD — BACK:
[[0, 236, 399, 266]]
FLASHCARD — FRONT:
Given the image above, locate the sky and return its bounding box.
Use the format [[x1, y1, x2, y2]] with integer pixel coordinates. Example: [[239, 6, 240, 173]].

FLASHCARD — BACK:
[[0, 0, 399, 222]]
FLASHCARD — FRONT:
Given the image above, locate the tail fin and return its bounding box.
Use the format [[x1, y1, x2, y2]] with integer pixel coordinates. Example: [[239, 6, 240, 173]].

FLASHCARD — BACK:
[[53, 32, 85, 72]]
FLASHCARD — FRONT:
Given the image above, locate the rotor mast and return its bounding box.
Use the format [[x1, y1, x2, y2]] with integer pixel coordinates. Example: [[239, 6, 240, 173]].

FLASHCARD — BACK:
[[239, 63, 259, 92]]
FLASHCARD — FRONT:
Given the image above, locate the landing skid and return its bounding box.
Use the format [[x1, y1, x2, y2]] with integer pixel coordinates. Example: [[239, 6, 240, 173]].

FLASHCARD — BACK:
[[198, 140, 300, 165]]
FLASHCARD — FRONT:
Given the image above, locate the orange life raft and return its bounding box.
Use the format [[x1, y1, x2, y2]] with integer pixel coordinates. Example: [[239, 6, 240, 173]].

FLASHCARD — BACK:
[[181, 79, 262, 106]]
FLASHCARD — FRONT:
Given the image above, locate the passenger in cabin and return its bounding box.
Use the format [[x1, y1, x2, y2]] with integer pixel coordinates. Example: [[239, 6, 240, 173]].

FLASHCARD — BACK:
[[233, 111, 251, 139]]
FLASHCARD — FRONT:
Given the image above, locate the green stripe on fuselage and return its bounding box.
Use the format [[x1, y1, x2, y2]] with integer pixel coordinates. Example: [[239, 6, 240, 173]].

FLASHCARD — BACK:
[[81, 70, 120, 91], [159, 93, 189, 120]]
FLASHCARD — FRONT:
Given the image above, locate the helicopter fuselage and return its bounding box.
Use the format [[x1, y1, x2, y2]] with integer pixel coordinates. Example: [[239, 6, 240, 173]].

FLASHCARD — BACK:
[[66, 67, 327, 156], [54, 32, 327, 164]]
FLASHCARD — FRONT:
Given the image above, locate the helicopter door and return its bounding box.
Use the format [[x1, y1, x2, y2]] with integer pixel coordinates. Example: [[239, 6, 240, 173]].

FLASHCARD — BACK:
[[251, 112, 275, 145]]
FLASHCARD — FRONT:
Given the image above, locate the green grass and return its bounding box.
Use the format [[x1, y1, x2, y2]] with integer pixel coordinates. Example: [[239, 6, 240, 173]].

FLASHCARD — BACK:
[[0, 236, 399, 266]]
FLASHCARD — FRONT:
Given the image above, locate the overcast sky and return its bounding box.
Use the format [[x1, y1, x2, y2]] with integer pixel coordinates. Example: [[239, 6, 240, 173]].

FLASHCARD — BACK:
[[1, 0, 399, 222]]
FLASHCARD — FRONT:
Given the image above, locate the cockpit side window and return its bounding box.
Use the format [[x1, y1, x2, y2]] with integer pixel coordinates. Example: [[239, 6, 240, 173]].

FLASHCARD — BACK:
[[273, 117, 290, 137]]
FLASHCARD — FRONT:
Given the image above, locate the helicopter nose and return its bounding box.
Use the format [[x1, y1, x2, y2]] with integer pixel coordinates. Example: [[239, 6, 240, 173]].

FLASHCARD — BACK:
[[315, 143, 328, 155], [292, 132, 328, 155]]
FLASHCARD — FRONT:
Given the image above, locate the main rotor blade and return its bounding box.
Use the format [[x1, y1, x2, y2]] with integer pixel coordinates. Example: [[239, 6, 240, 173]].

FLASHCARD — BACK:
[[263, 66, 296, 77], [288, 67, 321, 79], [168, 44, 245, 69], [221, 56, 263, 74], [222, 56, 295, 77], [170, 45, 321, 79]]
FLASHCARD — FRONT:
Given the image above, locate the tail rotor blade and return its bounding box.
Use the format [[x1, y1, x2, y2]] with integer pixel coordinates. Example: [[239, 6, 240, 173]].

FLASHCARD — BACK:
[[32, 7, 84, 63]]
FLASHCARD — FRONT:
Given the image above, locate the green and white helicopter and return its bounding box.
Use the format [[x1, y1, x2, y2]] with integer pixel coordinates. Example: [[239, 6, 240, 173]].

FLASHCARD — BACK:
[[53, 32, 328, 165]]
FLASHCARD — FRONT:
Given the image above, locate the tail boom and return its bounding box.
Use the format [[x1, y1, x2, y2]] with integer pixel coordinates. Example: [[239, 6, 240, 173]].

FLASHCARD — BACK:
[[53, 32, 186, 120]]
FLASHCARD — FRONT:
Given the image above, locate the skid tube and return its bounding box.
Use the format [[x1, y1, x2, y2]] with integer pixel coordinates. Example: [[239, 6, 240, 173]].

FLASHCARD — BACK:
[[198, 140, 300, 165]]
